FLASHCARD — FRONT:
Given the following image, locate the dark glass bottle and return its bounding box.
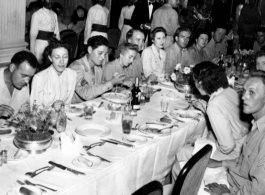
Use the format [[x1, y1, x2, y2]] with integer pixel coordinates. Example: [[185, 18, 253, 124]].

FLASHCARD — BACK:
[[131, 77, 141, 110], [218, 53, 225, 68]]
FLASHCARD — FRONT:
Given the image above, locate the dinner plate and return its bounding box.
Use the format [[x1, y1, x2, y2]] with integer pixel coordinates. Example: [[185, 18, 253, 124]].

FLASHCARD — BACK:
[[75, 124, 111, 137], [101, 92, 130, 104], [72, 155, 101, 169], [170, 110, 201, 122], [122, 135, 147, 145], [0, 127, 16, 139], [138, 124, 171, 136], [7, 185, 42, 195]]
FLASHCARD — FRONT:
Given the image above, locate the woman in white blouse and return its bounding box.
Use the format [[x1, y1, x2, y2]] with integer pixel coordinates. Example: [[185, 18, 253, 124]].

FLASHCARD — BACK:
[[30, 38, 77, 107], [142, 27, 167, 81]]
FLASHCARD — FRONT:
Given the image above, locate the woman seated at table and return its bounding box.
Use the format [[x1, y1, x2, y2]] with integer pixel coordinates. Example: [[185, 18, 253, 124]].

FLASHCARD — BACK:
[[103, 43, 139, 86], [192, 61, 250, 158], [186, 29, 210, 66], [142, 27, 166, 82], [30, 38, 77, 107]]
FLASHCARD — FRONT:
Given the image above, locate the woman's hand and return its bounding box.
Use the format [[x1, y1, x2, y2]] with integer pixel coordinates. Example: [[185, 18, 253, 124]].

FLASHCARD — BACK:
[[0, 104, 14, 118], [204, 183, 230, 195]]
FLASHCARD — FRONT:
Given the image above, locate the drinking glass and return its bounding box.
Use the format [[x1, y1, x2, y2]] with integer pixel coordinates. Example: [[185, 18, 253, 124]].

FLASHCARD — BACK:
[[122, 113, 133, 134], [160, 95, 169, 112], [184, 86, 192, 103], [84, 104, 93, 119]]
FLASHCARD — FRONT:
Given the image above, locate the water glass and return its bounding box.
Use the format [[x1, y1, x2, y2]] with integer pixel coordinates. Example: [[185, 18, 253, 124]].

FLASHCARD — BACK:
[[84, 104, 93, 119], [184, 86, 192, 103], [143, 85, 152, 103], [122, 114, 133, 134], [160, 95, 169, 112]]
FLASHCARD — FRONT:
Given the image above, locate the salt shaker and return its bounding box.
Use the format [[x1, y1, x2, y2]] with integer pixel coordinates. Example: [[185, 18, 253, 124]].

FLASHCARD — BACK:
[[2, 150, 7, 164]]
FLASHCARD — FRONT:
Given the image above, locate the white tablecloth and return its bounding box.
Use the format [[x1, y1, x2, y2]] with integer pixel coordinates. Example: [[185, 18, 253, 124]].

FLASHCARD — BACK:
[[0, 85, 206, 195]]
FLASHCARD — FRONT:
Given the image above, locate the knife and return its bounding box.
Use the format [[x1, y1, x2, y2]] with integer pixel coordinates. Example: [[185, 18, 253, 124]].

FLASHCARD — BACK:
[[48, 161, 86, 175], [108, 139, 135, 148]]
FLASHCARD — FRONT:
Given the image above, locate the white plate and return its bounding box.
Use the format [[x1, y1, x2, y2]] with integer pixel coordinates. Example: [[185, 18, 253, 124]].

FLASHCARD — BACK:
[[0, 127, 16, 139], [7, 185, 42, 195], [170, 110, 201, 122], [75, 124, 111, 137], [72, 155, 101, 169], [122, 135, 147, 145], [169, 98, 190, 110], [160, 81, 174, 87], [101, 93, 129, 104], [138, 124, 171, 136]]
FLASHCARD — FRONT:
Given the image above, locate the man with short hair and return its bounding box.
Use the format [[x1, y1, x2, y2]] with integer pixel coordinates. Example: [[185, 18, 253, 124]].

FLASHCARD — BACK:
[[256, 51, 265, 71], [69, 36, 124, 103], [253, 27, 265, 54], [164, 27, 191, 75], [203, 25, 227, 60], [151, 0, 180, 48], [205, 71, 265, 195], [0, 51, 38, 118]]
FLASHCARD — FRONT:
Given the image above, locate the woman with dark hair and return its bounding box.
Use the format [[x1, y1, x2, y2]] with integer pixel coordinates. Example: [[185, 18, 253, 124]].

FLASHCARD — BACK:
[[68, 6, 87, 35], [186, 29, 210, 65], [192, 61, 249, 158], [30, 38, 77, 107], [142, 27, 167, 81], [118, 0, 136, 46]]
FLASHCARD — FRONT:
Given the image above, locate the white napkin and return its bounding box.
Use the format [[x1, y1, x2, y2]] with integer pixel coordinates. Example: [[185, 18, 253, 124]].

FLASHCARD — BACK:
[[192, 138, 217, 158]]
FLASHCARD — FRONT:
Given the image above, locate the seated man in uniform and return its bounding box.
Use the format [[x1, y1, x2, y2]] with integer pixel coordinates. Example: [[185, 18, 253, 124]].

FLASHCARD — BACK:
[[0, 51, 38, 119], [205, 71, 265, 195], [253, 27, 265, 54], [256, 51, 265, 71], [69, 36, 125, 103]]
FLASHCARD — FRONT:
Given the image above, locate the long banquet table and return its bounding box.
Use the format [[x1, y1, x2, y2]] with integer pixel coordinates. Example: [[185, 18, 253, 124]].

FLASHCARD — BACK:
[[0, 84, 206, 195]]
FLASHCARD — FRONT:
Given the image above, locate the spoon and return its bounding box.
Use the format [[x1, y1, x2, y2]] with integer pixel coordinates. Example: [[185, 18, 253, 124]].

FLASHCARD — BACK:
[[83, 142, 105, 150], [25, 166, 49, 177], [132, 123, 139, 130]]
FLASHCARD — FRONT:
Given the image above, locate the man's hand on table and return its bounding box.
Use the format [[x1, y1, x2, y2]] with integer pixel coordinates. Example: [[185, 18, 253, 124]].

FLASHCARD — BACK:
[[147, 73, 158, 82], [192, 99, 207, 114], [204, 183, 230, 195], [0, 104, 14, 118]]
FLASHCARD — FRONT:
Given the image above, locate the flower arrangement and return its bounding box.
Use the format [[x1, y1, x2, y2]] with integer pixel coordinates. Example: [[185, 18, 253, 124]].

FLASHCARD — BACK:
[[11, 101, 56, 141], [173, 64, 192, 85], [234, 49, 254, 56]]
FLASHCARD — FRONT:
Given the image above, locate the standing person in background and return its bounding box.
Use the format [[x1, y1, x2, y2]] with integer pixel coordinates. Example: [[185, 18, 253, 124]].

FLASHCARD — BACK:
[[30, 0, 60, 64], [151, 0, 180, 48], [84, 0, 109, 44], [130, 0, 160, 46], [118, 0, 136, 46], [52, 2, 67, 32], [68, 6, 87, 35], [238, 0, 261, 50]]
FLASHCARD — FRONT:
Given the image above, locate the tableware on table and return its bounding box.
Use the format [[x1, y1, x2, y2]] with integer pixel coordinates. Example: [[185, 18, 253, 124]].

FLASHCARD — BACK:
[[105, 103, 123, 112], [122, 113, 133, 134], [83, 142, 105, 150], [142, 85, 153, 103], [17, 180, 46, 194], [132, 123, 139, 130], [75, 124, 111, 137], [0, 127, 16, 139], [101, 139, 135, 148], [160, 80, 174, 87], [122, 135, 147, 145], [138, 124, 171, 136], [25, 166, 49, 177], [72, 155, 101, 169], [24, 180, 57, 192], [184, 85, 192, 103], [48, 161, 86, 175], [84, 103, 94, 119], [27, 165, 55, 178], [2, 146, 28, 161], [8, 184, 42, 195], [170, 110, 201, 122], [160, 95, 169, 112], [101, 92, 130, 104], [83, 151, 111, 163], [168, 98, 190, 111]]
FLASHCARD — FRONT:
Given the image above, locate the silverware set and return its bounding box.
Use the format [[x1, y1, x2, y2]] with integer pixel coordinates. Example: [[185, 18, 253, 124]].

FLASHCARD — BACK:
[[17, 179, 57, 192], [101, 139, 135, 148], [25, 165, 55, 178], [81, 152, 111, 163]]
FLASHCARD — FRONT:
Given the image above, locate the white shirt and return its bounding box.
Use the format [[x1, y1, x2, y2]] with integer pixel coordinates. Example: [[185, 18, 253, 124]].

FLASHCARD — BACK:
[[0, 68, 29, 112], [30, 65, 77, 107], [142, 44, 166, 78], [207, 87, 250, 157]]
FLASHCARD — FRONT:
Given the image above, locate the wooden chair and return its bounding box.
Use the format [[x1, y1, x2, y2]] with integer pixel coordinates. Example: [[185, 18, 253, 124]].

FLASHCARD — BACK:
[[132, 181, 163, 195], [171, 144, 213, 195], [61, 31, 78, 64], [60, 29, 75, 40], [107, 28, 121, 50]]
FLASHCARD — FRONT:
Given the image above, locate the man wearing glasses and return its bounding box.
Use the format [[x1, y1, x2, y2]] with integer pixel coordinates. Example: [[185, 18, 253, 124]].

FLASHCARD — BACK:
[[253, 27, 265, 54]]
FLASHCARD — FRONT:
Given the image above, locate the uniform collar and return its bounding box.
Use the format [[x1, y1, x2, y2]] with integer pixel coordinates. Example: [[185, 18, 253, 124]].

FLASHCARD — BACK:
[[209, 88, 224, 102], [252, 115, 265, 132]]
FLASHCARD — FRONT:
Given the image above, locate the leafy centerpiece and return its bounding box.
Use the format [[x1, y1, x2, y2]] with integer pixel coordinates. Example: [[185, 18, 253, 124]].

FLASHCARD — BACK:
[[11, 101, 56, 154], [172, 64, 193, 93]]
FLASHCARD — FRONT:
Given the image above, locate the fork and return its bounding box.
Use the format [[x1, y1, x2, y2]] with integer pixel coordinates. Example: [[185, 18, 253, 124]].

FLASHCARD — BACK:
[[30, 165, 55, 178], [17, 180, 47, 193], [24, 180, 57, 192]]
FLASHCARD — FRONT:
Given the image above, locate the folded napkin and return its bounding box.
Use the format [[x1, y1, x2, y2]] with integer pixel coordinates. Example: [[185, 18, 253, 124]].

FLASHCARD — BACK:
[[192, 138, 217, 158]]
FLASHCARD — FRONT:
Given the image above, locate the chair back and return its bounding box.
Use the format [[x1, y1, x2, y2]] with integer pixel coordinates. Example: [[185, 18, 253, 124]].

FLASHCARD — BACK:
[[172, 144, 212, 195], [61, 31, 78, 63], [60, 29, 75, 40], [107, 28, 121, 50], [132, 180, 163, 195]]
